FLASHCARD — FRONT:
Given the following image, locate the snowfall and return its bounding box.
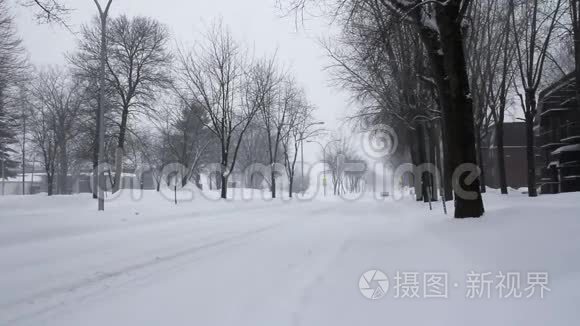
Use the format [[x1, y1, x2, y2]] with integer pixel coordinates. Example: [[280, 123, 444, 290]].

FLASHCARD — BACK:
[[0, 187, 579, 326]]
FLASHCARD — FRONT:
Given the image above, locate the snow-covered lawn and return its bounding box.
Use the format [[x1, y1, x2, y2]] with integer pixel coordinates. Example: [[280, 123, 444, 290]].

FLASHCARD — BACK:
[[1, 189, 579, 325]]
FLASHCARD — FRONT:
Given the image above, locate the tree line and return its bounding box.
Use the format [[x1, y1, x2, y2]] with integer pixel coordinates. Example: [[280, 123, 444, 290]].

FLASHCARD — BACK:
[[0, 1, 318, 199], [285, 0, 579, 217]]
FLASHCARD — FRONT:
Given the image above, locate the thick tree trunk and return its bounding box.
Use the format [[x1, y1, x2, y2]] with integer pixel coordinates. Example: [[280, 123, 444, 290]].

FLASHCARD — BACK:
[[289, 176, 293, 198], [440, 126, 454, 201], [435, 5, 485, 218], [112, 146, 124, 193], [220, 175, 228, 199], [271, 170, 276, 198], [181, 165, 189, 187], [112, 107, 129, 194], [58, 142, 68, 195], [495, 122, 509, 194], [47, 174, 54, 196], [417, 26, 455, 203]]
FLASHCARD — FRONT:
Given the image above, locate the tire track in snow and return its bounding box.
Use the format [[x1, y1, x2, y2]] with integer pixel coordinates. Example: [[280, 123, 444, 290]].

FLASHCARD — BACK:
[[0, 201, 338, 325]]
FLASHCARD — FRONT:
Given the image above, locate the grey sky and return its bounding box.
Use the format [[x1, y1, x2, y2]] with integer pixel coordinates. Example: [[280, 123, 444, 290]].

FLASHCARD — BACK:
[[12, 0, 354, 159]]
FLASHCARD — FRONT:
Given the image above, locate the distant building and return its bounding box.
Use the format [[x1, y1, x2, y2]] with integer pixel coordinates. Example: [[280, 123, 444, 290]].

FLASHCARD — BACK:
[[536, 73, 580, 194], [0, 167, 158, 196], [482, 122, 528, 189]]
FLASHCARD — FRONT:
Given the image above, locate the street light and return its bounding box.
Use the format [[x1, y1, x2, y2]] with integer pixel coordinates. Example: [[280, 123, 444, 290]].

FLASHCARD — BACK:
[[307, 139, 340, 197], [299, 122, 325, 196]]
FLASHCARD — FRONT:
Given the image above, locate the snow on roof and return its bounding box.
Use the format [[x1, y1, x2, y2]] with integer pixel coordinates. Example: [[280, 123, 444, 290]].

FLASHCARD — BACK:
[[552, 144, 580, 155], [564, 175, 580, 180], [540, 108, 573, 117]]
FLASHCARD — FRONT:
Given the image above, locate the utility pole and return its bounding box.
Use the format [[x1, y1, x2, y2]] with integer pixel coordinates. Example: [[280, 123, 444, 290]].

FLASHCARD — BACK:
[[94, 0, 113, 211]]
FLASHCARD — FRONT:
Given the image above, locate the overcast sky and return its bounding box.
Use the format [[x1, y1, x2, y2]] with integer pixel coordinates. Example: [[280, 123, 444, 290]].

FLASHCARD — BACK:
[[12, 0, 355, 159]]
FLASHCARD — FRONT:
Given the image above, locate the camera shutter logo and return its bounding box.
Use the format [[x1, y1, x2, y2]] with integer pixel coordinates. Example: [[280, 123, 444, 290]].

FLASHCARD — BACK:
[[359, 270, 389, 300]]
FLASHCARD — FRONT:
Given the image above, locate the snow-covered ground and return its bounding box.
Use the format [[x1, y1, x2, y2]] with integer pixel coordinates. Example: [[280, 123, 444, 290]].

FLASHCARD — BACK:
[[1, 189, 579, 325]]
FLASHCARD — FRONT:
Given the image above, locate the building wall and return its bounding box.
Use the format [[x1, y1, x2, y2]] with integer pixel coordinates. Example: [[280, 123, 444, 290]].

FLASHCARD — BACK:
[[482, 122, 528, 190], [483, 147, 528, 189]]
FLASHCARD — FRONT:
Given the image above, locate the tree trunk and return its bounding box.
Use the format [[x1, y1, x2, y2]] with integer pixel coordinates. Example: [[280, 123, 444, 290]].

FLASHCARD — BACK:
[[435, 5, 485, 218], [495, 122, 508, 194], [289, 175, 293, 198], [271, 170, 276, 198], [58, 141, 68, 195], [47, 174, 53, 196], [220, 175, 228, 199], [418, 123, 429, 202], [417, 25, 455, 203], [215, 173, 221, 189], [409, 129, 423, 201], [427, 125, 438, 200], [440, 126, 454, 201], [181, 165, 189, 187], [112, 146, 124, 193], [112, 106, 129, 193], [476, 131, 486, 193], [525, 113, 538, 197]]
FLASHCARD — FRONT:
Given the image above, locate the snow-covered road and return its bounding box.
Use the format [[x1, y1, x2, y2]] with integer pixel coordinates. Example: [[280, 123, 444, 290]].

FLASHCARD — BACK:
[[1, 190, 579, 325]]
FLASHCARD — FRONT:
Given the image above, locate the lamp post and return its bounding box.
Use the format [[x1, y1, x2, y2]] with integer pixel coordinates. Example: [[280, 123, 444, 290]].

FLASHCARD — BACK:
[[307, 139, 339, 196], [94, 0, 113, 211], [22, 112, 25, 195], [299, 121, 325, 196]]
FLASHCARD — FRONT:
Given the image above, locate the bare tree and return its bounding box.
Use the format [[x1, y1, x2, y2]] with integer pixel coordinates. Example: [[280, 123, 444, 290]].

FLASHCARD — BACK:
[[289, 0, 484, 217], [324, 139, 365, 196], [72, 13, 173, 194], [29, 68, 84, 195], [22, 0, 70, 25], [177, 22, 259, 199], [466, 0, 517, 194], [511, 0, 563, 197], [29, 102, 57, 195], [319, 4, 444, 202], [256, 63, 293, 198], [237, 121, 270, 189], [282, 97, 316, 197]]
